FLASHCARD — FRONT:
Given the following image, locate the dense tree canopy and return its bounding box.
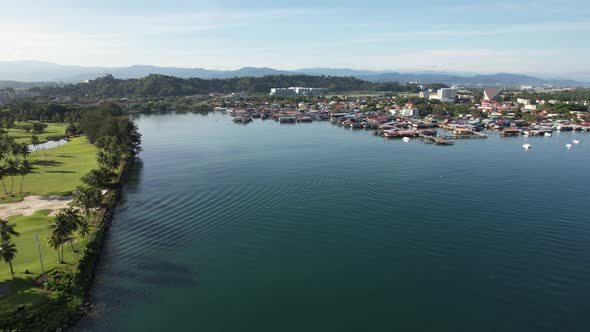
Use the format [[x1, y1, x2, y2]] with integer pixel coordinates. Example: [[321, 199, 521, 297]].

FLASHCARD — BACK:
[[35, 74, 447, 98]]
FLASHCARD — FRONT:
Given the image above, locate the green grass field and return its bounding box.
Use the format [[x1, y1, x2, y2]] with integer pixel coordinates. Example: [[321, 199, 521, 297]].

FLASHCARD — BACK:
[[0, 134, 98, 307], [0, 210, 90, 309], [0, 136, 98, 202], [4, 122, 68, 144], [0, 210, 88, 282]]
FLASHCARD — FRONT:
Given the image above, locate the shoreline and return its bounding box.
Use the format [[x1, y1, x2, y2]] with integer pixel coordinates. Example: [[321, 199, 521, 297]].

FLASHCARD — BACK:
[[0, 158, 133, 332], [65, 158, 133, 330]]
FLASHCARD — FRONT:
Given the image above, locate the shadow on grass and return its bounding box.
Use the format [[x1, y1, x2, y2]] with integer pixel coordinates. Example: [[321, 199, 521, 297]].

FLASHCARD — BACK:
[[0, 277, 49, 313], [31, 160, 64, 167], [45, 170, 77, 174]]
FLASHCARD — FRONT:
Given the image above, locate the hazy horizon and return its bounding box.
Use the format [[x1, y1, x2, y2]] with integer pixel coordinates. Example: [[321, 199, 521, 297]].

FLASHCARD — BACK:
[[2, 0, 590, 79]]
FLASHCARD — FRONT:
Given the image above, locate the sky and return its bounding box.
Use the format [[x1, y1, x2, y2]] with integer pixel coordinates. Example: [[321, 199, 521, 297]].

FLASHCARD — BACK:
[[2, 0, 590, 78]]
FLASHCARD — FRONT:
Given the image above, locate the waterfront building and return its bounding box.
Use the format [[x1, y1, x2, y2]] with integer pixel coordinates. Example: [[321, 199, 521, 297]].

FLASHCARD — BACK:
[[270, 87, 328, 96], [438, 88, 457, 102], [401, 108, 420, 117]]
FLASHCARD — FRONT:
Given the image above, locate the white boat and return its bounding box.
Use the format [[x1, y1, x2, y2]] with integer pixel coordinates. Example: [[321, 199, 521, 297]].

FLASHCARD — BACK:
[[566, 144, 573, 149], [402, 137, 411, 142], [544, 132, 552, 137], [573, 139, 580, 144], [523, 144, 532, 149]]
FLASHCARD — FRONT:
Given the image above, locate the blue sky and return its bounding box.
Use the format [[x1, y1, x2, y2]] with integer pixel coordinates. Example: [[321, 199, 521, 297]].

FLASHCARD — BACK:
[[2, 0, 590, 77]]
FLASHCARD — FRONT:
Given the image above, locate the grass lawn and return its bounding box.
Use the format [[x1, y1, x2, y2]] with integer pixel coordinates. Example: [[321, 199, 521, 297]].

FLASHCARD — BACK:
[[0, 136, 98, 202], [0, 210, 90, 310], [0, 210, 88, 283], [4, 122, 68, 144]]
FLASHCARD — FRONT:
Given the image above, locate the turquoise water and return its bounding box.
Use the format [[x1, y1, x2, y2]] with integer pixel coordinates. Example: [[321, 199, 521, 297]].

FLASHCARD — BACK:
[[77, 112, 590, 331]]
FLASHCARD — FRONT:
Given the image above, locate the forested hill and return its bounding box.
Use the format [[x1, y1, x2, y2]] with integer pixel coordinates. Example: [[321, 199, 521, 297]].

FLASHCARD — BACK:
[[34, 74, 447, 98]]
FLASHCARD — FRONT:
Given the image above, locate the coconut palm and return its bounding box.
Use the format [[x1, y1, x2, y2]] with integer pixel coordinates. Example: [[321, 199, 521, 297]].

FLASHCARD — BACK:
[[0, 164, 8, 195], [0, 219, 20, 241], [62, 208, 83, 252], [78, 220, 91, 240], [5, 159, 18, 194], [17, 160, 31, 193], [48, 232, 63, 263], [0, 240, 17, 279], [72, 186, 102, 224], [81, 168, 115, 189], [48, 211, 74, 263]]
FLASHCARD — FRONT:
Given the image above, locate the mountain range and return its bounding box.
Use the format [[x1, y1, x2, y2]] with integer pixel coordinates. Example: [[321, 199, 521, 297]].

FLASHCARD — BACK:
[[0, 61, 585, 88]]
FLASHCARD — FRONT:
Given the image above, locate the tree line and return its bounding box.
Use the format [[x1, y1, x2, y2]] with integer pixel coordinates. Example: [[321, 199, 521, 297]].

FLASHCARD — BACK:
[[33, 74, 448, 98]]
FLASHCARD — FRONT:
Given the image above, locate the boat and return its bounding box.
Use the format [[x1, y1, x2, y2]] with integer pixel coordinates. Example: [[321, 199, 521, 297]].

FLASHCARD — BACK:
[[416, 129, 437, 136], [501, 128, 521, 137], [383, 130, 401, 138], [566, 144, 573, 149], [232, 116, 252, 123], [402, 137, 411, 142], [278, 116, 296, 123], [544, 132, 552, 137], [434, 137, 454, 145], [398, 131, 418, 137], [523, 144, 532, 149], [573, 139, 580, 144]]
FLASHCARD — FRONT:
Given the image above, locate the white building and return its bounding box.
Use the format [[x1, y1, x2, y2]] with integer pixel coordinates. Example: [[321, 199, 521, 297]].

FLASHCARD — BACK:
[[270, 87, 327, 96], [270, 88, 296, 96], [419, 90, 430, 99], [401, 108, 420, 117], [438, 88, 457, 102], [517, 98, 531, 105]]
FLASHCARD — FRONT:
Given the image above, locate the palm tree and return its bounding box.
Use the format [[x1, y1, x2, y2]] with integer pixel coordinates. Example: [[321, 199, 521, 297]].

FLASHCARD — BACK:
[[30, 135, 41, 153], [9, 142, 21, 162], [0, 240, 17, 279], [17, 160, 31, 193], [48, 211, 74, 263], [5, 159, 18, 194], [19, 143, 30, 160], [78, 220, 91, 240], [0, 219, 20, 241], [0, 164, 8, 195], [72, 186, 102, 224], [62, 208, 82, 252], [48, 232, 62, 263], [96, 150, 110, 169], [81, 168, 115, 189]]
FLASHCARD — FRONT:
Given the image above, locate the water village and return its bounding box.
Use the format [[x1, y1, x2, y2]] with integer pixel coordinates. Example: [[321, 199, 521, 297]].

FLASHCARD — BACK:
[[222, 86, 590, 147]]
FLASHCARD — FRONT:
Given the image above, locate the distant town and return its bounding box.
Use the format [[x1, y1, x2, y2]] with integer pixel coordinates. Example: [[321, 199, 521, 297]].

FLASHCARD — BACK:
[[218, 85, 590, 145]]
